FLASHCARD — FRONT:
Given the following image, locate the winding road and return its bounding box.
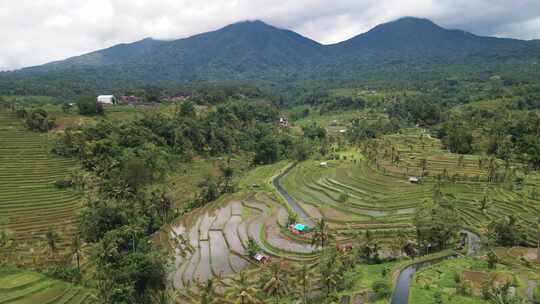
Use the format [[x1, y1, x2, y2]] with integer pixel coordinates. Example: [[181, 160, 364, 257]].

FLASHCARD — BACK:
[[272, 162, 482, 304]]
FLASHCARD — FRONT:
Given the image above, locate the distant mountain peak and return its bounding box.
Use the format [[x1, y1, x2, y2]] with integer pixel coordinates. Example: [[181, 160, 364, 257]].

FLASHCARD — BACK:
[[222, 19, 276, 30], [368, 16, 443, 34], [393, 16, 438, 24], [6, 16, 536, 97], [335, 16, 489, 54]]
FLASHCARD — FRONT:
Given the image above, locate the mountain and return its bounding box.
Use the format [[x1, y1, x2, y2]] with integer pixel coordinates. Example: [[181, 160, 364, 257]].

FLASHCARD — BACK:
[[332, 17, 525, 58], [2, 17, 539, 97], [27, 20, 325, 74], [39, 38, 166, 71]]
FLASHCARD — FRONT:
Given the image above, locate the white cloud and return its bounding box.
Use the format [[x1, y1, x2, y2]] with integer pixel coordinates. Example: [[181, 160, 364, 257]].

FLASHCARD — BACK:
[[0, 0, 539, 70]]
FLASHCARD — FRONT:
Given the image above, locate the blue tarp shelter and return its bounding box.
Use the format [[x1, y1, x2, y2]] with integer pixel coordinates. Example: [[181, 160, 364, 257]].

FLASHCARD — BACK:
[[294, 223, 306, 232]]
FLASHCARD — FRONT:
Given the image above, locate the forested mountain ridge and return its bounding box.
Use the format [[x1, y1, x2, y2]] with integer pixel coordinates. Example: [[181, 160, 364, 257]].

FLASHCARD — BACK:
[[29, 20, 325, 72], [2, 17, 540, 97]]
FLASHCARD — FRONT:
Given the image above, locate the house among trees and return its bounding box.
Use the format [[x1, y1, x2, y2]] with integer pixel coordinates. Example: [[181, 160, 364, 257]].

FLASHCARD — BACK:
[[119, 95, 143, 104], [279, 117, 289, 128], [253, 253, 271, 264], [97, 95, 116, 105]]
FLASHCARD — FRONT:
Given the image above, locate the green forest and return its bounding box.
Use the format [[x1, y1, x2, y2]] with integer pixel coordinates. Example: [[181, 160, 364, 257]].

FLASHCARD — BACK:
[[1, 14, 540, 304]]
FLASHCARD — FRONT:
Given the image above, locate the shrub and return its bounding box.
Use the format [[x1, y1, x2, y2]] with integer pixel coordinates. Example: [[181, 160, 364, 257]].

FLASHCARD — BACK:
[[62, 103, 72, 113], [533, 285, 540, 304], [287, 213, 298, 226], [457, 279, 473, 296], [77, 96, 104, 116], [434, 291, 443, 304], [15, 109, 28, 119], [25, 108, 56, 132], [54, 179, 73, 189], [372, 280, 391, 298], [453, 273, 461, 284], [487, 250, 498, 269], [44, 263, 81, 283], [247, 237, 260, 257], [342, 271, 357, 290], [338, 192, 349, 203]]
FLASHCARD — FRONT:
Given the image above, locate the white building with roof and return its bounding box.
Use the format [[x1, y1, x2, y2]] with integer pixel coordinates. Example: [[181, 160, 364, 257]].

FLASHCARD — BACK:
[[97, 95, 116, 105]]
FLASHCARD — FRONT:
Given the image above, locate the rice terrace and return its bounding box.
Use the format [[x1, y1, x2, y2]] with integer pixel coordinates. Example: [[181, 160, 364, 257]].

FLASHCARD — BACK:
[[1, 2, 540, 304]]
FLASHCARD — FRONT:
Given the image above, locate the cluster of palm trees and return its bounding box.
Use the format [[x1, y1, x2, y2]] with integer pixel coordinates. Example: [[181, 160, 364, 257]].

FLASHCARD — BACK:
[[194, 261, 315, 304], [191, 218, 396, 304], [0, 225, 85, 273]]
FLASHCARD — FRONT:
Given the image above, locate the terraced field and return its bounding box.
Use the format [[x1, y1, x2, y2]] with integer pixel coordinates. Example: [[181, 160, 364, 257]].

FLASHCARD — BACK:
[[373, 128, 492, 178], [0, 268, 94, 303], [282, 160, 427, 234], [409, 255, 540, 303], [166, 192, 316, 294], [0, 111, 81, 248], [282, 128, 540, 243]]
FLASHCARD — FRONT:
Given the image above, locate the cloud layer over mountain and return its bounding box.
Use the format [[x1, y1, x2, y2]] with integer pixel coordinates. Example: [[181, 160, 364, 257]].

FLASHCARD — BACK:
[[1, 0, 539, 70]]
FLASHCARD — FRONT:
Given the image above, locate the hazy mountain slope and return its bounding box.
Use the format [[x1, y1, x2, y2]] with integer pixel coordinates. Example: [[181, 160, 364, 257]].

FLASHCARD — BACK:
[[1, 17, 539, 97], [26, 20, 325, 74]]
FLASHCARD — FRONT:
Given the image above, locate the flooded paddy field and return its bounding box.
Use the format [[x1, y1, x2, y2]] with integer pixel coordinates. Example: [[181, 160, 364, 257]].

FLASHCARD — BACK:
[[166, 193, 316, 290]]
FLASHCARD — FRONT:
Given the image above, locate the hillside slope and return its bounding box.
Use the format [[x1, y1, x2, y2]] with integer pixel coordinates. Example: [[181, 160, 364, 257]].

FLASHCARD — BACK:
[[0, 111, 81, 249], [24, 20, 325, 74], [332, 17, 527, 58], [0, 267, 94, 303]]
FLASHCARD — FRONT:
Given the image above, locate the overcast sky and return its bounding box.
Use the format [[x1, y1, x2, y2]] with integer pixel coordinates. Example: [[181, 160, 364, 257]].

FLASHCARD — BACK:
[[1, 0, 540, 71]]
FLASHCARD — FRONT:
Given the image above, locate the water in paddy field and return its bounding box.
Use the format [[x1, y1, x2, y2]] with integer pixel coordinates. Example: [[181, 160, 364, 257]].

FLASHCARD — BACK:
[[170, 201, 253, 288]]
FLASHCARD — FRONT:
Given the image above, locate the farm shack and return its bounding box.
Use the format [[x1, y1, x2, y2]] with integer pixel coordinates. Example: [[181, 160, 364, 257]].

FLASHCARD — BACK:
[[254, 253, 271, 264], [289, 223, 308, 235], [409, 176, 421, 184]]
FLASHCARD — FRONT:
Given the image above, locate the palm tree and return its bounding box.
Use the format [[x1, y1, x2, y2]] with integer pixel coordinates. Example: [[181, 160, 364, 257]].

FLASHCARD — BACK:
[[151, 289, 179, 304], [420, 158, 428, 177], [225, 272, 261, 304], [536, 212, 540, 262], [171, 230, 195, 258], [295, 262, 311, 304], [287, 213, 298, 226], [395, 230, 409, 256], [261, 262, 290, 304], [364, 229, 373, 244], [311, 218, 334, 248], [71, 234, 82, 271], [220, 161, 235, 193], [197, 278, 220, 304], [458, 155, 464, 167], [318, 248, 343, 298], [0, 219, 14, 264], [0, 217, 13, 249], [488, 158, 498, 183], [45, 227, 60, 257], [479, 195, 491, 212]]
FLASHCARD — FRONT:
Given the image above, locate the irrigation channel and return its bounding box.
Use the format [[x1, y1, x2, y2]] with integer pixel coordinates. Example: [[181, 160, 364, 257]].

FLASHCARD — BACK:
[[273, 163, 314, 227], [272, 162, 482, 304]]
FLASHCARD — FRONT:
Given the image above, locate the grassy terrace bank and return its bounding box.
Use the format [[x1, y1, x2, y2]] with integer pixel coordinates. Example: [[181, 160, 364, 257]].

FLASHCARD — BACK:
[[0, 111, 81, 251], [0, 267, 94, 303]]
